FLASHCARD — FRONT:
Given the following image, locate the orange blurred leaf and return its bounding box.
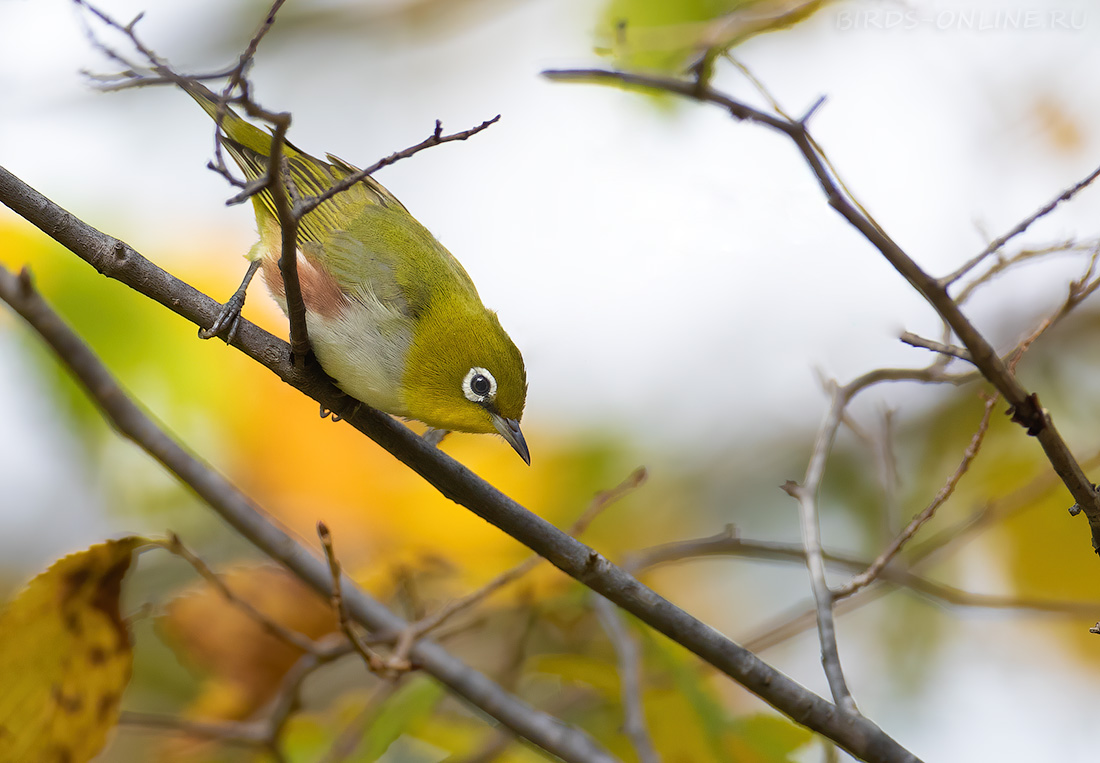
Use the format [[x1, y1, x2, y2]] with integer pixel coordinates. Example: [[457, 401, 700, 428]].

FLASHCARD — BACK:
[[158, 565, 337, 720]]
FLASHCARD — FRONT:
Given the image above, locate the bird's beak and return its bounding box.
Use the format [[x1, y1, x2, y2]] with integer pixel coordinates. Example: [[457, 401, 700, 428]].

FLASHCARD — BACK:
[[491, 414, 531, 465]]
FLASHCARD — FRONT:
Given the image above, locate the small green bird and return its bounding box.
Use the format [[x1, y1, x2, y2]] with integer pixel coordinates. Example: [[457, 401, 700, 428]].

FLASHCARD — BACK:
[[188, 83, 529, 463]]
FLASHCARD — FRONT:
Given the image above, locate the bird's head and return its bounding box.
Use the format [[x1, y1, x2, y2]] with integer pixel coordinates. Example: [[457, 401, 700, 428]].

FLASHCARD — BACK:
[[401, 305, 529, 464]]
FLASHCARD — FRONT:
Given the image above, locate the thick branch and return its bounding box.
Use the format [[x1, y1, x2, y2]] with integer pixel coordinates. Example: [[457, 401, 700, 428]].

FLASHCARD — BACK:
[[0, 165, 919, 763], [0, 263, 616, 763]]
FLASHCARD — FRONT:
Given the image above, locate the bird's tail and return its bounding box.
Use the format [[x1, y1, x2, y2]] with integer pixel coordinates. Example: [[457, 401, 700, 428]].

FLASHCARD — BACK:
[[180, 78, 406, 242]]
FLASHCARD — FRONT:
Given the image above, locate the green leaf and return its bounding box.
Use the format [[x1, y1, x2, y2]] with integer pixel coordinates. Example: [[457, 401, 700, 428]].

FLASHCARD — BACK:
[[361, 678, 445, 762]]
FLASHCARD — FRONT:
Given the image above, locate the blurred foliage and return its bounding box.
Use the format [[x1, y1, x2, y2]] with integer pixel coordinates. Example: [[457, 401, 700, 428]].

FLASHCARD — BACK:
[[596, 0, 830, 76], [0, 538, 143, 763], [7, 145, 1100, 763], [158, 567, 337, 723], [4, 0, 1100, 757], [2, 219, 819, 761], [6, 203, 1100, 759]]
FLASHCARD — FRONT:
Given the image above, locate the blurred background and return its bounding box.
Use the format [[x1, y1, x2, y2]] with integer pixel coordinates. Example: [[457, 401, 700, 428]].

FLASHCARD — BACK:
[[3, 0, 1100, 760]]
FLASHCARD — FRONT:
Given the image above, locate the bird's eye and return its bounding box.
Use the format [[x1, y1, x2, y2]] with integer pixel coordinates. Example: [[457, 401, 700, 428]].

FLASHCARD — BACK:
[[463, 366, 497, 403]]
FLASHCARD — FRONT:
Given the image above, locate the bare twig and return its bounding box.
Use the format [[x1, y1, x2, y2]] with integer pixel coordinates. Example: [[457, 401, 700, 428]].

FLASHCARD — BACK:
[[655, 453, 1100, 653], [0, 262, 618, 763], [266, 113, 311, 364], [593, 596, 661, 763], [120, 635, 349, 761], [0, 92, 923, 763], [1007, 245, 1100, 369], [631, 526, 1100, 652], [836, 407, 902, 539], [267, 646, 337, 753], [229, 0, 288, 89], [386, 467, 647, 666], [544, 66, 1100, 553], [900, 332, 974, 363], [627, 527, 1100, 615], [155, 533, 320, 654], [905, 242, 1100, 374], [876, 410, 902, 537], [317, 522, 400, 675], [834, 394, 997, 598], [942, 163, 1100, 287], [120, 712, 269, 746], [781, 381, 859, 715], [296, 116, 502, 219], [75, 2, 313, 362], [726, 55, 889, 240], [952, 241, 1088, 306]]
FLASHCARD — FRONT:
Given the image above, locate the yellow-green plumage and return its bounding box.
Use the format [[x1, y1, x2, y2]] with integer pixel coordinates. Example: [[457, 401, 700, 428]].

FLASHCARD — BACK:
[[187, 83, 529, 462]]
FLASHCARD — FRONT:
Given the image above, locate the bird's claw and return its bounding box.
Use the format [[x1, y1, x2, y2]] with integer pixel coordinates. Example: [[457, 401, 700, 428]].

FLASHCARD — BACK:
[[199, 292, 246, 343]]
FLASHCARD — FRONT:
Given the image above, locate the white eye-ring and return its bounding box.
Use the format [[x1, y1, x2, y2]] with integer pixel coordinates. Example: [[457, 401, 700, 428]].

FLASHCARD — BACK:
[[462, 367, 496, 404]]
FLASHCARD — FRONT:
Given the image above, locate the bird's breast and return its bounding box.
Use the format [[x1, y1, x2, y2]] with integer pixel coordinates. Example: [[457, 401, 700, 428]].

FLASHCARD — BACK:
[[261, 251, 415, 415]]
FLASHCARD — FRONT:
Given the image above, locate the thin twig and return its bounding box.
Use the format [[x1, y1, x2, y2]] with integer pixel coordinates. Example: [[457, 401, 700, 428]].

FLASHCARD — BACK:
[[119, 712, 268, 746], [266, 113, 312, 364], [229, 0, 288, 90], [904, 242, 1100, 371], [876, 410, 902, 537], [952, 241, 1088, 306], [942, 163, 1100, 287], [0, 161, 920, 763], [317, 522, 399, 674], [544, 66, 1100, 553], [672, 449, 1100, 652], [726, 55, 889, 240], [386, 468, 648, 665], [155, 533, 320, 654], [781, 381, 859, 715], [899, 332, 974, 363], [295, 116, 502, 219], [627, 527, 1100, 615], [120, 636, 349, 761], [834, 394, 997, 598], [75, 3, 313, 362], [593, 596, 661, 763], [266, 647, 338, 754], [0, 262, 618, 763]]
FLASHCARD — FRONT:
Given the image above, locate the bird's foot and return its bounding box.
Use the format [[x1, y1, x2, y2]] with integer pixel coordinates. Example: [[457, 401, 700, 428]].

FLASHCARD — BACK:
[[199, 259, 262, 343], [320, 398, 360, 423], [198, 292, 246, 343]]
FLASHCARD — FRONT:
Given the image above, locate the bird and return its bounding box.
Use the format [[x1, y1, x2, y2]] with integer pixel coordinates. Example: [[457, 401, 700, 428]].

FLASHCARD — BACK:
[[186, 82, 529, 464]]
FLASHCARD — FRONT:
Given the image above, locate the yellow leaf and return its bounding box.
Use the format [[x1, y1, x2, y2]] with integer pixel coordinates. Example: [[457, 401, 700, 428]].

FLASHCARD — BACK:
[[0, 537, 144, 763]]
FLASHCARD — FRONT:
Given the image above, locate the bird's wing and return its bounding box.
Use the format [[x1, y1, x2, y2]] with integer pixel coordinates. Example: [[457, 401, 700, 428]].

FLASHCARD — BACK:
[[183, 82, 481, 318], [316, 203, 482, 320]]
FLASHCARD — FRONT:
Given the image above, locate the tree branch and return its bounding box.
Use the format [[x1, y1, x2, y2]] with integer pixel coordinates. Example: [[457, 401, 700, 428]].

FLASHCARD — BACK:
[[781, 381, 859, 715], [941, 163, 1100, 287], [0, 261, 618, 763], [544, 67, 1100, 553], [593, 595, 660, 763], [0, 169, 919, 761], [834, 394, 997, 599], [627, 527, 1100, 618]]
